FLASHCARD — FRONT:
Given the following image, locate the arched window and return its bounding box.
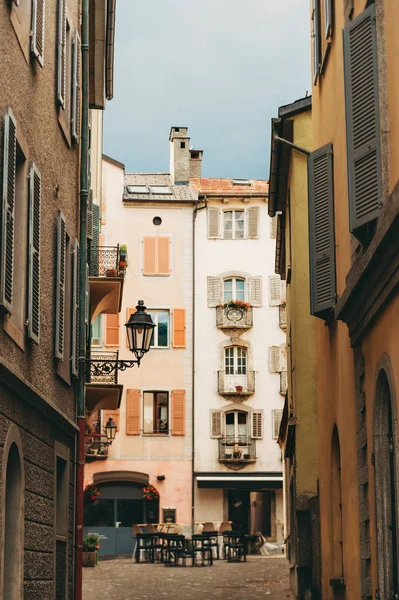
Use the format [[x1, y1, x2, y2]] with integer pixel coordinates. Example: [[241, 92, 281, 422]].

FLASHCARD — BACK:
[[3, 442, 24, 599], [225, 410, 248, 443], [225, 347, 247, 375], [223, 277, 245, 302]]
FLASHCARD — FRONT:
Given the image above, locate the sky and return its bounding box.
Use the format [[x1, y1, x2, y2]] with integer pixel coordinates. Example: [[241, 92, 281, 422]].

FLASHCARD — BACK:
[[103, 0, 310, 180]]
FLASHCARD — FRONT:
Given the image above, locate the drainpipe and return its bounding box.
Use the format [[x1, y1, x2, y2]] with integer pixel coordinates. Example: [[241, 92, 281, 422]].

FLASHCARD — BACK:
[[75, 0, 89, 598]]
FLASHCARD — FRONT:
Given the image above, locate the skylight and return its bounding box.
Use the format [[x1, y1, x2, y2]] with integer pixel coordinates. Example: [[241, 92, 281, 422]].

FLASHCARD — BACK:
[[149, 186, 173, 195], [232, 179, 252, 186], [126, 185, 150, 194]]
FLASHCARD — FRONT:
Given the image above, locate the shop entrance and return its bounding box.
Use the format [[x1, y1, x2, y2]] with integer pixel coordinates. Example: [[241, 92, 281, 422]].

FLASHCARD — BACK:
[[228, 490, 274, 537]]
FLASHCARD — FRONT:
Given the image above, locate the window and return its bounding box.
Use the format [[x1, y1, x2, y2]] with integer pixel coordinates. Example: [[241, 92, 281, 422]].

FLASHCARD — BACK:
[[126, 185, 150, 194], [153, 216, 162, 225], [272, 409, 283, 439], [225, 347, 247, 375], [149, 186, 172, 195], [224, 277, 245, 302], [91, 314, 103, 346], [8, 0, 32, 64], [143, 392, 169, 434], [180, 142, 186, 149], [147, 310, 169, 347], [224, 210, 244, 239], [232, 179, 251, 186], [312, 0, 321, 83], [163, 508, 176, 523], [225, 411, 248, 442]]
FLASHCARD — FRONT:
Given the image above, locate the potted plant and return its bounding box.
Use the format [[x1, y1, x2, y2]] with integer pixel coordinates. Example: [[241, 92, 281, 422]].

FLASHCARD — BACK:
[[217, 300, 251, 312], [235, 385, 243, 393], [82, 533, 100, 567], [106, 268, 117, 277], [119, 244, 127, 260], [142, 484, 159, 501]]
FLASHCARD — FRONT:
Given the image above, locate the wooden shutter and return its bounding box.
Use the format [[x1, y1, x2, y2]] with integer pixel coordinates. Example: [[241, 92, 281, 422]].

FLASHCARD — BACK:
[[207, 276, 221, 307], [308, 144, 336, 319], [87, 189, 93, 240], [71, 29, 81, 142], [91, 203, 100, 276], [0, 109, 17, 313], [324, 0, 332, 37], [126, 389, 140, 435], [157, 237, 170, 275], [280, 371, 288, 395], [270, 215, 277, 239], [211, 410, 223, 438], [31, 0, 45, 66], [126, 307, 136, 347], [251, 411, 263, 439], [273, 409, 283, 439], [312, 0, 321, 82], [55, 211, 66, 360], [103, 409, 120, 431], [208, 207, 220, 239], [27, 163, 41, 344], [247, 206, 259, 239], [105, 313, 119, 347], [249, 276, 262, 306], [143, 236, 156, 275], [57, 0, 67, 107], [85, 263, 89, 324], [171, 390, 185, 436], [343, 4, 381, 236], [71, 240, 79, 376], [269, 275, 282, 306], [172, 309, 186, 348], [269, 346, 281, 373]]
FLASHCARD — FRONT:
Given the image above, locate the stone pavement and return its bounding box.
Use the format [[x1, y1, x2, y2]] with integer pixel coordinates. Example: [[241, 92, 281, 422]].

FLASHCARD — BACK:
[[83, 556, 292, 599]]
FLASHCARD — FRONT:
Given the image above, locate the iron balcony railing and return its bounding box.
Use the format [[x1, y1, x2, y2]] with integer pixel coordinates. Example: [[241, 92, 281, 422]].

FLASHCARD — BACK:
[[84, 433, 109, 459], [218, 371, 255, 395], [88, 245, 122, 278], [218, 436, 256, 462], [86, 350, 119, 385]]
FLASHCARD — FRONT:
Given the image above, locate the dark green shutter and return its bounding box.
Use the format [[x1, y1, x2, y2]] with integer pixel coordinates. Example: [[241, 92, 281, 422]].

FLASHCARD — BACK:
[[28, 163, 41, 344], [71, 29, 81, 142], [308, 144, 336, 319], [55, 211, 66, 359], [0, 109, 17, 313], [343, 4, 381, 237], [87, 189, 93, 240], [90, 203, 100, 276], [71, 240, 79, 377]]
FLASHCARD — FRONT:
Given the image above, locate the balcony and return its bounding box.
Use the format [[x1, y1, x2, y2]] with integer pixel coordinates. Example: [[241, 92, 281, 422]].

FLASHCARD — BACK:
[[216, 306, 253, 333], [89, 245, 125, 322], [85, 433, 109, 461], [85, 350, 123, 415], [218, 436, 256, 464], [218, 371, 255, 398]]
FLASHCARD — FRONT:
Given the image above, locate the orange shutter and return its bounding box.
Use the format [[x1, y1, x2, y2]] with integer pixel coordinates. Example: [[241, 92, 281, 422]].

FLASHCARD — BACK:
[[105, 313, 120, 346], [157, 237, 170, 275], [125, 307, 137, 348], [143, 237, 156, 275], [171, 390, 185, 436], [172, 309, 186, 348], [126, 389, 141, 435], [103, 409, 120, 431]]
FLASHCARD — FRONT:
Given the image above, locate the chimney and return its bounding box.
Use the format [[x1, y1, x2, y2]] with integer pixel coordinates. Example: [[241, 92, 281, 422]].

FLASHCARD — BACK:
[[169, 127, 190, 184], [189, 149, 203, 179]]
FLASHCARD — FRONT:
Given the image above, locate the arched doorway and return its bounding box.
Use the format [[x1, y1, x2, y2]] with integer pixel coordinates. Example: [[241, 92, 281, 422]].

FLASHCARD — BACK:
[[331, 426, 344, 584], [374, 367, 399, 598]]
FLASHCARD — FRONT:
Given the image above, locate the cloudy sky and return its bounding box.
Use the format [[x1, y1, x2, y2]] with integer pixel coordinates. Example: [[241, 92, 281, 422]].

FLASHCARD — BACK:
[[103, 0, 310, 180]]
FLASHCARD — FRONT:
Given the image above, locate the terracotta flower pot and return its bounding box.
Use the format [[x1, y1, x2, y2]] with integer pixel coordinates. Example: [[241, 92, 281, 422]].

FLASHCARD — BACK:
[[235, 385, 243, 393]]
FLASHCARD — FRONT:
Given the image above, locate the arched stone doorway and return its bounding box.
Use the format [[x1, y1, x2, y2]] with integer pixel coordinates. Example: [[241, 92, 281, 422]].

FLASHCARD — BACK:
[[374, 361, 399, 599]]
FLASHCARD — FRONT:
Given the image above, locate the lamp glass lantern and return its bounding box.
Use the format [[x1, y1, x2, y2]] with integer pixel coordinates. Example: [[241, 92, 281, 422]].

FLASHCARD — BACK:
[[104, 416, 117, 442], [125, 301, 156, 362]]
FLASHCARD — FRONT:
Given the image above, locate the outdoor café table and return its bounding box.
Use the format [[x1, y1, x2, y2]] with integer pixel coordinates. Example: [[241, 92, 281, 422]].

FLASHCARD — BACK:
[[191, 534, 213, 566], [134, 532, 158, 564], [224, 531, 247, 563], [162, 534, 186, 567]]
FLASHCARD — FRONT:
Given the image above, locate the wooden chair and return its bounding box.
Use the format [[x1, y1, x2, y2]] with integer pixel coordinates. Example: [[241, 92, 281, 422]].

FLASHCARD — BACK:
[[218, 521, 232, 558]]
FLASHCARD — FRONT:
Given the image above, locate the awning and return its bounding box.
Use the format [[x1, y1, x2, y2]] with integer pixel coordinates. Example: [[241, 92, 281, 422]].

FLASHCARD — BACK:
[[195, 473, 283, 490]]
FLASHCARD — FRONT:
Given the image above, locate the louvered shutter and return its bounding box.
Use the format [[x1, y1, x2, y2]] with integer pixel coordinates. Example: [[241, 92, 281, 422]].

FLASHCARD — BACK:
[[57, 0, 67, 107], [157, 237, 170, 275], [208, 207, 220, 239], [85, 263, 89, 325], [172, 309, 186, 348], [308, 144, 336, 318], [251, 411, 263, 439], [324, 0, 332, 37], [55, 211, 67, 360], [270, 215, 277, 239], [87, 190, 93, 240], [211, 410, 223, 438], [31, 0, 45, 66], [269, 346, 281, 373], [103, 409, 120, 431], [90, 203, 100, 276], [126, 389, 140, 435], [312, 0, 321, 82], [27, 163, 41, 344], [343, 4, 381, 236], [125, 307, 136, 347], [71, 240, 79, 376], [273, 409, 283, 439], [269, 275, 282, 306], [249, 276, 262, 306], [171, 390, 185, 436], [143, 237, 156, 275], [247, 206, 259, 239], [71, 29, 81, 142], [0, 109, 16, 313], [105, 313, 119, 346], [280, 372, 288, 395], [207, 276, 221, 307]]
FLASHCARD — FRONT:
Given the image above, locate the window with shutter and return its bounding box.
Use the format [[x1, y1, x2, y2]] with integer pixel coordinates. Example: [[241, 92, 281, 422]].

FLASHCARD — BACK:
[[249, 276, 262, 306], [211, 410, 223, 438], [272, 409, 283, 439], [172, 309, 186, 348], [143, 236, 170, 276], [57, 0, 67, 108], [71, 240, 79, 376], [0, 110, 17, 313], [308, 144, 336, 319], [171, 390, 185, 436], [269, 275, 282, 306], [31, 0, 45, 66], [105, 314, 119, 347], [208, 207, 220, 239], [343, 4, 381, 239], [157, 237, 170, 275], [269, 346, 281, 373], [312, 0, 321, 83], [71, 29, 81, 142], [207, 276, 221, 307], [103, 409, 120, 431], [55, 211, 67, 360], [247, 206, 259, 239], [126, 389, 140, 435], [251, 411, 263, 439], [27, 163, 41, 344], [87, 190, 93, 240]]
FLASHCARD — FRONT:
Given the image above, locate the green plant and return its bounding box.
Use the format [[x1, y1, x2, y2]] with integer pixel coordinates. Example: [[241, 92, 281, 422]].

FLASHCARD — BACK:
[[217, 300, 251, 312], [83, 533, 100, 552], [119, 244, 127, 253]]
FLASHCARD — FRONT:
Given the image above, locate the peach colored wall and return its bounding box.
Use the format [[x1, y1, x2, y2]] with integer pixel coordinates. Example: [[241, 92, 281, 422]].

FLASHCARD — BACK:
[[384, 0, 399, 191]]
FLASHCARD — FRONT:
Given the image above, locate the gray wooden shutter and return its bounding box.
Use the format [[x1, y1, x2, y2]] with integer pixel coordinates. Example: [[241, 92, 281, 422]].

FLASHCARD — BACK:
[[71, 240, 79, 377], [308, 143, 336, 319], [248, 276, 262, 306], [251, 411, 263, 439], [31, 0, 46, 66], [343, 4, 381, 237], [57, 0, 67, 107], [269, 346, 281, 373], [87, 190, 93, 240], [55, 211, 66, 359], [312, 0, 321, 82], [211, 410, 223, 438], [207, 276, 221, 307], [280, 371, 288, 395], [27, 163, 41, 344], [247, 206, 259, 239], [269, 275, 281, 306], [208, 207, 220, 239], [0, 109, 17, 313], [71, 29, 81, 142]]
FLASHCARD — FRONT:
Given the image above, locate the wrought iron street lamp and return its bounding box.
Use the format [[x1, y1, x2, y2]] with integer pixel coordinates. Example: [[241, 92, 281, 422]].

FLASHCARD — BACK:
[[104, 416, 117, 443]]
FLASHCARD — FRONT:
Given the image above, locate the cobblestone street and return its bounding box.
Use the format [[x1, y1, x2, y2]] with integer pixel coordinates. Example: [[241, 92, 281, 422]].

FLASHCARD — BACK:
[[83, 556, 291, 599]]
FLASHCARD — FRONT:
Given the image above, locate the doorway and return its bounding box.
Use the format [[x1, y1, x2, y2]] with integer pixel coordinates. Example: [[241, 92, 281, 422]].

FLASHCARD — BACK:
[[228, 491, 250, 533]]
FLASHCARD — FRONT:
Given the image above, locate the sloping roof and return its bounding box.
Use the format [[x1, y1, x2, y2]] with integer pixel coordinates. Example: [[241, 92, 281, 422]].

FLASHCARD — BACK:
[[123, 173, 197, 203], [191, 178, 269, 196]]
